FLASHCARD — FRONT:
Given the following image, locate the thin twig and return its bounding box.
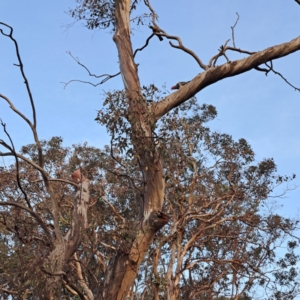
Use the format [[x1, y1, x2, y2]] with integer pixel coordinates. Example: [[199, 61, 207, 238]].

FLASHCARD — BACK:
[[231, 13, 240, 48], [62, 51, 120, 89], [265, 61, 300, 92]]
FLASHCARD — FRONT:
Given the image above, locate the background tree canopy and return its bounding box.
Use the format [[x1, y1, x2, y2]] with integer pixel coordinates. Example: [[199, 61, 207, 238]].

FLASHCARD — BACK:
[[0, 1, 300, 299]]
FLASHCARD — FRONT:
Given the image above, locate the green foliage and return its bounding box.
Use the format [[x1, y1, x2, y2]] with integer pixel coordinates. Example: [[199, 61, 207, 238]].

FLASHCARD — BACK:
[[70, 0, 147, 31]]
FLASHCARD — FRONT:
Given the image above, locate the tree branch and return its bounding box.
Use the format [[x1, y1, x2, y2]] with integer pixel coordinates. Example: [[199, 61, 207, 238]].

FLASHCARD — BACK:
[[231, 13, 240, 48], [144, 0, 207, 71], [0, 201, 53, 246], [0, 149, 48, 179], [0, 120, 31, 208], [62, 51, 121, 88], [0, 23, 44, 169], [153, 35, 300, 120]]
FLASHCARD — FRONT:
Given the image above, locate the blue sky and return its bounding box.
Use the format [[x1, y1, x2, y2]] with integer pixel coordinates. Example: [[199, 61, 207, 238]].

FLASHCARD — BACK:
[[0, 1, 300, 218]]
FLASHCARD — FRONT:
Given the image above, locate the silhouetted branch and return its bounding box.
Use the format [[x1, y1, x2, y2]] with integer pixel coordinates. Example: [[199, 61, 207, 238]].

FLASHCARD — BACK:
[[265, 61, 300, 92], [253, 60, 300, 91], [133, 34, 155, 57], [0, 120, 31, 209], [62, 51, 121, 88]]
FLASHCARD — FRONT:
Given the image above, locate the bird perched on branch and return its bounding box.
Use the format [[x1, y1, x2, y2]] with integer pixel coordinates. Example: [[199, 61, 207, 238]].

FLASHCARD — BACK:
[[149, 25, 163, 41], [171, 81, 190, 90], [72, 169, 86, 183]]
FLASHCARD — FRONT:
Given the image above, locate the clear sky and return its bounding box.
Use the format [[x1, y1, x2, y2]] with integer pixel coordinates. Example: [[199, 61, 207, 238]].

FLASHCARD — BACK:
[[0, 1, 300, 219]]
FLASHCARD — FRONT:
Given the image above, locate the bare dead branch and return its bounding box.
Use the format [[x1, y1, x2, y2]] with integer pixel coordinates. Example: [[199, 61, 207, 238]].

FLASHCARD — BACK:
[[0, 23, 36, 128], [0, 23, 44, 168], [62, 51, 120, 89], [0, 94, 34, 129], [168, 36, 208, 70], [265, 61, 300, 92], [231, 13, 240, 48], [253, 60, 300, 91], [133, 34, 155, 57], [64, 32, 155, 88], [0, 120, 31, 208], [144, 0, 208, 71]]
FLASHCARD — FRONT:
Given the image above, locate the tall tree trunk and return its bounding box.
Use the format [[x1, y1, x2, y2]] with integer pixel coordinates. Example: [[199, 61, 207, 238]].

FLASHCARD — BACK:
[[102, 1, 169, 299]]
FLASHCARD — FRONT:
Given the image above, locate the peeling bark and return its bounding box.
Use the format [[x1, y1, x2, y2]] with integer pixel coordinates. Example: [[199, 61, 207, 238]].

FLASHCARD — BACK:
[[102, 1, 169, 298]]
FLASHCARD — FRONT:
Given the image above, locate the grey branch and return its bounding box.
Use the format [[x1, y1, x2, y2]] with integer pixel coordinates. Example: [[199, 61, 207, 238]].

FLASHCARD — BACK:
[[0, 22, 44, 169]]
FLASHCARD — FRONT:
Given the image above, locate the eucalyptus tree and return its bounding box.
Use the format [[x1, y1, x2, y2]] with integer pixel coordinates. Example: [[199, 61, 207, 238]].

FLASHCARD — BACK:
[[1, 1, 300, 299]]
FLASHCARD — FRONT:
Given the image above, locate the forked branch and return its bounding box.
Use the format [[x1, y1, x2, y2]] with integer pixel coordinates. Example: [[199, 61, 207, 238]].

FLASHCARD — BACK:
[[62, 51, 121, 88], [154, 35, 300, 120]]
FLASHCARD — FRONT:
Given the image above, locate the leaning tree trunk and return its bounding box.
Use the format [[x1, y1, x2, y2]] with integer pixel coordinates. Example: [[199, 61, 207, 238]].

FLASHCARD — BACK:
[[102, 1, 169, 299]]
